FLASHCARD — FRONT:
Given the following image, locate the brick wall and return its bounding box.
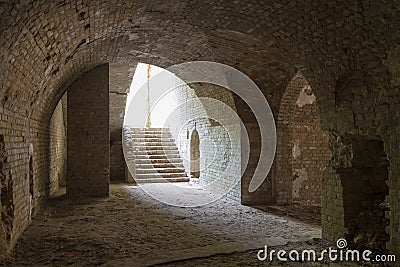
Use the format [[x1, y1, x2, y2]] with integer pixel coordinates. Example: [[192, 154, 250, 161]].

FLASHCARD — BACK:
[[49, 94, 67, 196], [109, 64, 135, 181], [159, 82, 242, 202], [0, 109, 49, 259], [318, 69, 399, 260], [67, 64, 110, 198], [275, 72, 331, 206]]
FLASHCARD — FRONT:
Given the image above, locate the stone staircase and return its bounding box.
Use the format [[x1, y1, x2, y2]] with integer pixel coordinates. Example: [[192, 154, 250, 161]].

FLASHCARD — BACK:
[[130, 128, 189, 183]]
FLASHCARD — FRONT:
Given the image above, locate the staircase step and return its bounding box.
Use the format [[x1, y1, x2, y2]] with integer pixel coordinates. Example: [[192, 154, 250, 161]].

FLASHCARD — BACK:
[[131, 131, 171, 135], [135, 158, 183, 164], [136, 172, 188, 179], [132, 142, 176, 147], [136, 163, 184, 169], [128, 128, 188, 184], [131, 128, 165, 130], [132, 136, 172, 140], [133, 151, 180, 156], [133, 145, 179, 152], [132, 138, 175, 142], [131, 128, 167, 132], [136, 134, 170, 137], [132, 131, 169, 134], [136, 168, 186, 174], [135, 177, 190, 183], [134, 155, 182, 160]]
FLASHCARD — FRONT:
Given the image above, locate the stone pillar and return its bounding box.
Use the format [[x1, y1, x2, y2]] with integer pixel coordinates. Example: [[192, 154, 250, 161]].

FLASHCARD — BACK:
[[67, 64, 110, 197], [235, 96, 274, 205]]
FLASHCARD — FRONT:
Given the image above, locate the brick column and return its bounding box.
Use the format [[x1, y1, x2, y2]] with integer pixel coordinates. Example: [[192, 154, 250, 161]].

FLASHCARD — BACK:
[[67, 64, 110, 197], [235, 96, 274, 205]]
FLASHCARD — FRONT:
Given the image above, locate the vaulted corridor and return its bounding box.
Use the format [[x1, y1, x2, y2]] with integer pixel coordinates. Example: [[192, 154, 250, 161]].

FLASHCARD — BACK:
[[1, 1, 400, 266]]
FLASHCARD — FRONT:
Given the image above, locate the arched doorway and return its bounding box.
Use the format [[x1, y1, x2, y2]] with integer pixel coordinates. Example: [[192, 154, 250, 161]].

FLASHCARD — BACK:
[[275, 71, 331, 206], [190, 129, 200, 178]]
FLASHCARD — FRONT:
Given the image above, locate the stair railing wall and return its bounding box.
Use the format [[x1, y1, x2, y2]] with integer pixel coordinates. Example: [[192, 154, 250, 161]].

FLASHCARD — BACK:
[[123, 125, 136, 182]]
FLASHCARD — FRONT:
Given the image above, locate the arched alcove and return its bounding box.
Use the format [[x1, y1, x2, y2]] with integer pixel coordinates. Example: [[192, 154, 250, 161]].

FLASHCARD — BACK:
[[275, 72, 331, 206]]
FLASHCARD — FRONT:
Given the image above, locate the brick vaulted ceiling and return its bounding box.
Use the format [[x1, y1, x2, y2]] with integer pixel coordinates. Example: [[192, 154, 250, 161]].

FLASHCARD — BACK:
[[0, 0, 399, 123]]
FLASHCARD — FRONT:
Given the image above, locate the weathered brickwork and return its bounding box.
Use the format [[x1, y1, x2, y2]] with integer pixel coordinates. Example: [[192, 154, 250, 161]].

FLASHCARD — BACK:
[[49, 94, 67, 196], [318, 69, 400, 260], [67, 64, 110, 198], [166, 83, 241, 202], [275, 73, 331, 206], [0, 0, 399, 262], [109, 64, 135, 181], [0, 134, 12, 257], [0, 108, 49, 259]]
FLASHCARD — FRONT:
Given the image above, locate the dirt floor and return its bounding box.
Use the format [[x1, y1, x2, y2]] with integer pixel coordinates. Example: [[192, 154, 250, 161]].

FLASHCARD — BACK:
[[252, 204, 321, 226], [2, 183, 373, 266]]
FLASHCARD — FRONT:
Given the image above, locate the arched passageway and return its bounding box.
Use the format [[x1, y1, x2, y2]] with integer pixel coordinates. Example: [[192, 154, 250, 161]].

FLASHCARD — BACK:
[[1, 0, 400, 264]]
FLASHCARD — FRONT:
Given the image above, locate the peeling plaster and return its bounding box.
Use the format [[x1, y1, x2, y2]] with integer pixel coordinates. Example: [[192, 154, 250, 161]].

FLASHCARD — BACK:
[[292, 140, 301, 159], [292, 168, 308, 199], [296, 85, 316, 107]]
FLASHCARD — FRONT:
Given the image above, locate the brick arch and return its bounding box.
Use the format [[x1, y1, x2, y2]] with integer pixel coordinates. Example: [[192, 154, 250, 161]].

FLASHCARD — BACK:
[[39, 45, 190, 124], [274, 71, 331, 205], [2, 6, 213, 124]]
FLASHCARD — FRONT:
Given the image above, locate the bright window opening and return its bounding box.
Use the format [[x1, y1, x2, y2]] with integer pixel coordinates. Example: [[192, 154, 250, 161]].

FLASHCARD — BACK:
[[124, 63, 183, 128]]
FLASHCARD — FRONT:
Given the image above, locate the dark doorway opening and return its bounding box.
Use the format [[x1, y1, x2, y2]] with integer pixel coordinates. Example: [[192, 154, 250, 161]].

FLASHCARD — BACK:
[[339, 135, 390, 253]]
